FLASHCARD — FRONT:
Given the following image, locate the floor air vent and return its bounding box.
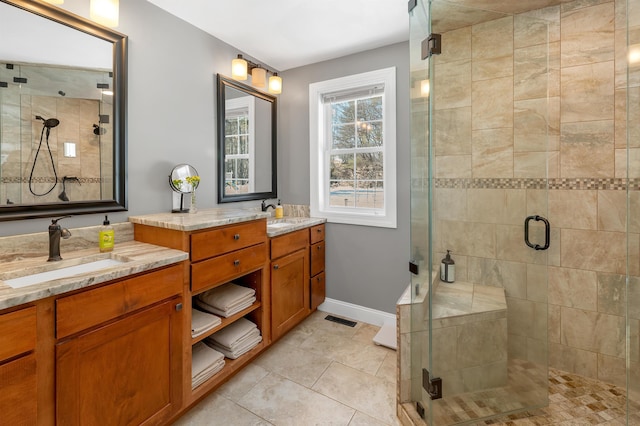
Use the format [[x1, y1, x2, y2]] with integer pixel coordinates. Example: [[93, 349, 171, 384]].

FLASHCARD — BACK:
[[324, 315, 357, 327]]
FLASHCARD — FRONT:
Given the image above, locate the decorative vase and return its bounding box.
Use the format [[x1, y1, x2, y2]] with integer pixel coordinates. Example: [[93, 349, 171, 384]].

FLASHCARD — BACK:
[[189, 189, 197, 213]]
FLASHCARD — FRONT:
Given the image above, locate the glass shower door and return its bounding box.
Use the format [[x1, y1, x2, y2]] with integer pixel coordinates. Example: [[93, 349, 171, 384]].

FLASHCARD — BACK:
[[409, 1, 550, 423]]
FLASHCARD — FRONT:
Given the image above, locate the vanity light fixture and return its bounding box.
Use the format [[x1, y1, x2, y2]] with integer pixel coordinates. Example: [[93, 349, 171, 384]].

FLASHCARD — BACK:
[[251, 66, 267, 88], [269, 73, 282, 94], [231, 54, 283, 94], [231, 55, 248, 80], [90, 0, 119, 28]]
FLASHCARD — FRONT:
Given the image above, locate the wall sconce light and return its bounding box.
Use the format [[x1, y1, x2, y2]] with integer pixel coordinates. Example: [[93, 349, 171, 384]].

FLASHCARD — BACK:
[[231, 54, 283, 94], [231, 55, 248, 80], [90, 0, 119, 28]]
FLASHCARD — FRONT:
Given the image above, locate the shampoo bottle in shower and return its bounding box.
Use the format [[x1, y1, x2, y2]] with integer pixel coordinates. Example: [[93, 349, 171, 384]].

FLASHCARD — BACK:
[[99, 215, 114, 253], [440, 250, 455, 283]]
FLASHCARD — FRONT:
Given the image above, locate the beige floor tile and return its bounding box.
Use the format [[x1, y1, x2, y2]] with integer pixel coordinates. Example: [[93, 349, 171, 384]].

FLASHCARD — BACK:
[[349, 410, 400, 426], [299, 328, 389, 375], [173, 393, 272, 426], [313, 362, 397, 425], [217, 363, 270, 402], [237, 373, 356, 426], [376, 351, 398, 384], [253, 339, 332, 388]]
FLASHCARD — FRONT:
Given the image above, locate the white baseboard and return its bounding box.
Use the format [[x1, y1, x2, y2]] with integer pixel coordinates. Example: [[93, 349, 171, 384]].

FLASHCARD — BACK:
[[317, 298, 396, 327]]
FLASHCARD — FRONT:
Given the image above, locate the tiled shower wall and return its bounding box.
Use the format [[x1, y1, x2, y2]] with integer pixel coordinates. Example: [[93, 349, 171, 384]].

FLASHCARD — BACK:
[[0, 66, 112, 205], [429, 0, 640, 389]]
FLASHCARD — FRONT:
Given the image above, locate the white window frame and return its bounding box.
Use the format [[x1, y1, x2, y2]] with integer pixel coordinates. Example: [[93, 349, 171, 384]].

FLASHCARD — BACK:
[[309, 67, 397, 228], [225, 96, 255, 192]]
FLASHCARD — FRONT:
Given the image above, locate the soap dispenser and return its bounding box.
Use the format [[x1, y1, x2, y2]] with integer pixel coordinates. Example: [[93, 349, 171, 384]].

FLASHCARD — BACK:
[[440, 250, 455, 283], [275, 199, 284, 219], [99, 215, 115, 253]]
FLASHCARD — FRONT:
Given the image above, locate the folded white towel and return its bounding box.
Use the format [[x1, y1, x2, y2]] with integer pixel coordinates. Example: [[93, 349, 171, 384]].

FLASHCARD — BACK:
[[206, 334, 262, 359], [192, 358, 225, 388], [207, 327, 261, 351], [198, 283, 255, 311], [191, 309, 222, 338], [191, 342, 225, 380], [206, 317, 258, 348], [194, 297, 256, 318]]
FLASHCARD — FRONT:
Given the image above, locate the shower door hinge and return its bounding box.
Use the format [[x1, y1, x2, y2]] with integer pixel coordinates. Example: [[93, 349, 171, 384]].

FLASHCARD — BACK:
[[423, 368, 442, 400], [422, 33, 442, 59], [409, 261, 419, 275], [408, 0, 417, 12]]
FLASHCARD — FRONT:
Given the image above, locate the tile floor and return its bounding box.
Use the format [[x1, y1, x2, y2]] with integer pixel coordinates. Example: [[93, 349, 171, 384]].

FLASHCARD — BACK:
[[174, 310, 399, 426], [175, 311, 637, 426]]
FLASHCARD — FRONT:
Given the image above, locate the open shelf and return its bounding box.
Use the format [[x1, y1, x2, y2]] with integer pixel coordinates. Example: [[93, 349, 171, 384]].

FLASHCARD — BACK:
[[191, 301, 262, 345]]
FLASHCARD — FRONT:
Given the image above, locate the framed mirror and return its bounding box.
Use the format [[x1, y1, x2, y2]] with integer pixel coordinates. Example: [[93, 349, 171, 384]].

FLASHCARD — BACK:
[[217, 74, 276, 203], [0, 0, 127, 221]]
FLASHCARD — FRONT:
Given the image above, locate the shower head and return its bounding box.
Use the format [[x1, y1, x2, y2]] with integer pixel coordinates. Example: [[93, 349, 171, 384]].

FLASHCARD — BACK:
[[35, 115, 60, 128], [93, 124, 106, 135]]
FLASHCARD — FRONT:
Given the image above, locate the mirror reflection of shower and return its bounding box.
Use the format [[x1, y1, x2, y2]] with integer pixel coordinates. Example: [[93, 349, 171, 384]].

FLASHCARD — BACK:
[[29, 115, 60, 196]]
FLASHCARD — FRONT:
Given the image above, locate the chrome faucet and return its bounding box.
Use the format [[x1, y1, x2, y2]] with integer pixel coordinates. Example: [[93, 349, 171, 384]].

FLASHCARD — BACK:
[[48, 216, 72, 262], [261, 199, 276, 212]]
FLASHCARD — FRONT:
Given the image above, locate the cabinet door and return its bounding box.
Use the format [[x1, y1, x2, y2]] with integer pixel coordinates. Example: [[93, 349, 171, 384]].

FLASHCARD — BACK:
[[310, 272, 326, 311], [271, 249, 309, 340], [0, 354, 37, 425], [56, 299, 182, 426]]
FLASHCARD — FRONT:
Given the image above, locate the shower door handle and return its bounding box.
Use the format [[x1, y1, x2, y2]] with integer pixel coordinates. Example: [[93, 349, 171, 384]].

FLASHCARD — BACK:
[[524, 215, 550, 251]]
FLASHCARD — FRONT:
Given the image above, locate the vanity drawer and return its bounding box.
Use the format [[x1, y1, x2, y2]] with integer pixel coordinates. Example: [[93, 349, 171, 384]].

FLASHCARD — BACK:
[[0, 306, 36, 360], [271, 229, 309, 260], [191, 220, 266, 262], [310, 241, 325, 277], [56, 264, 183, 339], [192, 243, 267, 293], [309, 224, 325, 244]]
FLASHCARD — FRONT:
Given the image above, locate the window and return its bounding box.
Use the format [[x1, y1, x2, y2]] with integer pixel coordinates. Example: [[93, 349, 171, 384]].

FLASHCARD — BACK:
[[309, 67, 396, 228], [224, 96, 255, 194]]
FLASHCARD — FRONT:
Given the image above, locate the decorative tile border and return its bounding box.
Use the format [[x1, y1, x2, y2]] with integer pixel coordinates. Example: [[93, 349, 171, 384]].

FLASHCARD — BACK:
[[0, 177, 103, 184], [422, 178, 640, 190]]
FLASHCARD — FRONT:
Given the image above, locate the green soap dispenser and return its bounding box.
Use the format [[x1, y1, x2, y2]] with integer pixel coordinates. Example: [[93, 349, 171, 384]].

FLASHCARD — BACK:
[[99, 215, 114, 252]]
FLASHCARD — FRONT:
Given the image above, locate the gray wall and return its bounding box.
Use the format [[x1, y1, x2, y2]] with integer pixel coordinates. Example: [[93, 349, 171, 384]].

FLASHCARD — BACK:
[[279, 42, 411, 314], [0, 0, 264, 236], [1, 0, 411, 315]]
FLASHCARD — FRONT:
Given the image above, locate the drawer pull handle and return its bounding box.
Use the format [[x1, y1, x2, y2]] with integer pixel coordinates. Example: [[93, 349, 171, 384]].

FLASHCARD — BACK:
[[234, 260, 240, 266], [234, 234, 240, 240], [274, 264, 279, 270]]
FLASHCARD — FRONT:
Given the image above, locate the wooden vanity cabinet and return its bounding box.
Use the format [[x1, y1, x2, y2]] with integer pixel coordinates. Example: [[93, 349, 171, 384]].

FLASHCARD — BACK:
[[270, 229, 310, 340], [55, 264, 184, 426], [0, 306, 37, 425], [309, 224, 326, 311], [134, 219, 269, 413]]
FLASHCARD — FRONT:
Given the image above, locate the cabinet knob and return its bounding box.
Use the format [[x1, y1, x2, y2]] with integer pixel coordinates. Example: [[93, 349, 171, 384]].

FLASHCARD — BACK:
[[234, 259, 240, 266], [273, 264, 279, 270], [317, 228, 322, 233], [234, 234, 240, 240], [317, 245, 322, 250], [175, 303, 183, 311]]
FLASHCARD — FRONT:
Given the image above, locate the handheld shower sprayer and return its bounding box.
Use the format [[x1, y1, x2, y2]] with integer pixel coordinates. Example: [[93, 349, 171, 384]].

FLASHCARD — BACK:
[[35, 115, 60, 129], [29, 115, 61, 197]]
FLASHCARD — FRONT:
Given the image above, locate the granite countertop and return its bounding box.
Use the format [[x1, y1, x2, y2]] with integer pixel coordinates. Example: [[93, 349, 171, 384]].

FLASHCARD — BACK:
[[266, 217, 326, 237], [0, 241, 188, 310], [128, 208, 271, 232]]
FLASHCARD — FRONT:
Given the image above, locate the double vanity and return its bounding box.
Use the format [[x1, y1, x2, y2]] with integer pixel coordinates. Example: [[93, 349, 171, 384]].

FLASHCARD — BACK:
[[0, 209, 325, 425]]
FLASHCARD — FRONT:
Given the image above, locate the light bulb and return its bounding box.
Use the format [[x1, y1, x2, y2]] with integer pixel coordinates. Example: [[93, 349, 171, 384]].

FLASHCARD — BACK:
[[269, 74, 282, 94], [231, 55, 248, 80], [252, 67, 266, 88]]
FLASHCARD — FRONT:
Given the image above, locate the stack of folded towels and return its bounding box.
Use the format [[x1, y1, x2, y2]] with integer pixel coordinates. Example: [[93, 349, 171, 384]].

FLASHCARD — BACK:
[[191, 308, 222, 338], [205, 318, 262, 359], [191, 342, 225, 388], [194, 283, 256, 318]]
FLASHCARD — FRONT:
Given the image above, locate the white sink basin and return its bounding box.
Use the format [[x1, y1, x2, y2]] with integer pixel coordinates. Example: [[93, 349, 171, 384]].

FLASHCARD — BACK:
[[4, 258, 126, 289]]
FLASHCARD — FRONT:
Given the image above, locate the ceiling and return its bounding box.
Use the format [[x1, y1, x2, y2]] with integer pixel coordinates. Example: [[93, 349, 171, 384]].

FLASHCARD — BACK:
[[146, 0, 410, 71]]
